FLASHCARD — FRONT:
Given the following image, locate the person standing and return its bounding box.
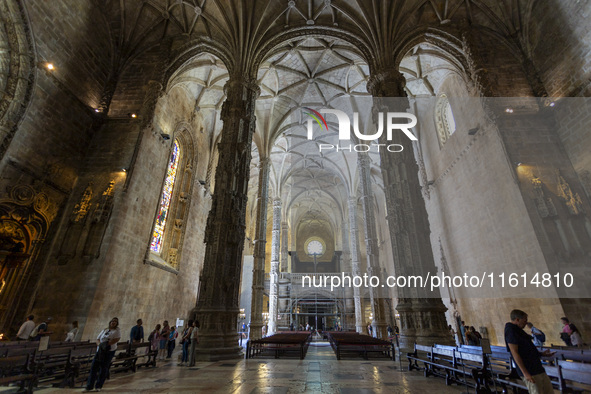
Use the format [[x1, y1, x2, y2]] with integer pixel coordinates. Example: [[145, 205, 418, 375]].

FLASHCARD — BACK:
[[130, 319, 144, 343], [526, 322, 546, 348], [166, 326, 178, 359], [148, 324, 161, 352], [16, 315, 35, 341], [84, 317, 121, 392], [561, 317, 583, 347], [158, 321, 170, 361], [65, 321, 78, 342], [31, 317, 52, 341], [505, 309, 555, 394], [188, 320, 199, 367], [178, 320, 193, 366]]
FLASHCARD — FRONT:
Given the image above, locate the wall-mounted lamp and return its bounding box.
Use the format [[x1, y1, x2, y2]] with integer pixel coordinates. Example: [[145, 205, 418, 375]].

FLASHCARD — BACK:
[[160, 133, 171, 140], [505, 108, 514, 113], [515, 162, 522, 167], [46, 63, 54, 70], [122, 167, 128, 172], [128, 113, 137, 118]]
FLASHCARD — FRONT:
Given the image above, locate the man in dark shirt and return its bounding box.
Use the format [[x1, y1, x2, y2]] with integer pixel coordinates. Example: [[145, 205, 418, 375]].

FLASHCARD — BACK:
[[504, 309, 555, 394], [130, 319, 144, 343]]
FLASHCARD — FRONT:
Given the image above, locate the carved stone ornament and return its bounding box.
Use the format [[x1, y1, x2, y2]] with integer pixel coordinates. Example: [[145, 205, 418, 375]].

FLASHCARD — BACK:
[[5, 185, 56, 223], [73, 184, 93, 222], [531, 176, 557, 218], [556, 170, 584, 215]]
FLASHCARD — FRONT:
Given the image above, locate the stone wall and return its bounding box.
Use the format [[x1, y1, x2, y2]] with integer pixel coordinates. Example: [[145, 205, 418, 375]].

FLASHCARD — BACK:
[[419, 75, 570, 344], [529, 0, 591, 97], [0, 0, 111, 333]]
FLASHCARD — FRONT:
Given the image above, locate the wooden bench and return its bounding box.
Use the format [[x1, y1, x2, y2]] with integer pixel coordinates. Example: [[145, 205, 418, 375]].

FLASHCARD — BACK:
[[557, 360, 591, 393], [109, 342, 139, 374], [407, 344, 432, 372], [327, 332, 394, 361], [131, 342, 157, 369], [64, 344, 96, 388], [0, 354, 36, 393], [34, 346, 72, 386]]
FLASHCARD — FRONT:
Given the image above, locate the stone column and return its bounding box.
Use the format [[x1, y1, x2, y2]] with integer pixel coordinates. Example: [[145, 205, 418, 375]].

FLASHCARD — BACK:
[[367, 69, 452, 349], [347, 197, 364, 333], [357, 153, 388, 339], [193, 75, 260, 360], [267, 198, 281, 335], [279, 221, 290, 318], [340, 221, 355, 330], [249, 158, 270, 341], [280, 221, 288, 273]]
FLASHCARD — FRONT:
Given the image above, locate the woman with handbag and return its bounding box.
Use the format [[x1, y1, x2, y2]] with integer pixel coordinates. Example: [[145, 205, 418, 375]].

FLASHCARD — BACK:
[[178, 320, 193, 366], [84, 317, 121, 392]]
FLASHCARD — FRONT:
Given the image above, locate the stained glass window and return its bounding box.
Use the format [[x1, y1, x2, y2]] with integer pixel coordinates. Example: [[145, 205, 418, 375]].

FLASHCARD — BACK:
[[150, 140, 181, 253]]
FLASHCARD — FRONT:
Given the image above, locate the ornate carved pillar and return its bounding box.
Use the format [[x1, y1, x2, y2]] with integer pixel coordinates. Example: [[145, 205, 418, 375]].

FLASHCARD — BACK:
[[340, 220, 355, 330], [280, 221, 288, 273], [249, 158, 270, 341], [193, 75, 260, 359], [267, 198, 281, 335], [367, 69, 452, 349], [357, 153, 388, 339], [347, 197, 364, 333]]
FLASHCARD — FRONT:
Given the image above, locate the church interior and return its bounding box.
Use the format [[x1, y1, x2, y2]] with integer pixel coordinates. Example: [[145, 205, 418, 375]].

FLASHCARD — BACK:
[[0, 0, 590, 391]]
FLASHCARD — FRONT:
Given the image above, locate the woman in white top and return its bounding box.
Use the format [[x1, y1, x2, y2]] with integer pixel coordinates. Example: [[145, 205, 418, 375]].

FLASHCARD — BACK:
[[65, 321, 78, 342], [84, 317, 121, 392]]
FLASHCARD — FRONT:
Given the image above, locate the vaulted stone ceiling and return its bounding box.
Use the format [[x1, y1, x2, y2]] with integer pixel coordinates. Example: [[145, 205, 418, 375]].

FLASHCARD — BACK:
[[102, 0, 534, 71], [101, 0, 538, 242]]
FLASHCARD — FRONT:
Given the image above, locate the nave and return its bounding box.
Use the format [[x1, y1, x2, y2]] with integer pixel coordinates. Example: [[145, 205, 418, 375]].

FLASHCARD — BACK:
[[2, 343, 464, 393]]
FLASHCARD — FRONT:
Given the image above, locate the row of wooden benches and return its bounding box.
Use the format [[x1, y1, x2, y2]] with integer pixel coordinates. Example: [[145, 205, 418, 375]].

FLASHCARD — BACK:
[[0, 341, 158, 393], [327, 332, 395, 361], [245, 332, 312, 359], [407, 343, 591, 393]]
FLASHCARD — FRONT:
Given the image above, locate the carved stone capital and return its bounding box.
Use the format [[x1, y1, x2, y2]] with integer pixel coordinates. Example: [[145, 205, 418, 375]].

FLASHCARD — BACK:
[[367, 69, 407, 98]]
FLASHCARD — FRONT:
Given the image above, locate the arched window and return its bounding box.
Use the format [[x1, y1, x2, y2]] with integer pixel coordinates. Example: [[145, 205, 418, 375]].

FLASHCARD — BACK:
[[435, 94, 456, 147], [151, 140, 181, 253], [147, 130, 196, 272]]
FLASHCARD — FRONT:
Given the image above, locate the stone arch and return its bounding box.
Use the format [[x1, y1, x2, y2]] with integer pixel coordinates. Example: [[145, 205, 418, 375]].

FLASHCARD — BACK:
[[0, 0, 36, 160], [0, 185, 53, 333], [164, 39, 234, 88], [394, 27, 471, 87]]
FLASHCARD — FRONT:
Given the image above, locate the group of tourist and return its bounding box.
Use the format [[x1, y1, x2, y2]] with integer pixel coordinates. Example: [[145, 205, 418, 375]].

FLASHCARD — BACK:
[[15, 316, 199, 392], [13, 311, 585, 393]]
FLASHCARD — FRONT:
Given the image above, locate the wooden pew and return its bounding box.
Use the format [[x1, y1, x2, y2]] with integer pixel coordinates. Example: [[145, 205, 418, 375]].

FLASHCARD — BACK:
[[131, 342, 157, 369], [109, 342, 139, 374], [0, 354, 36, 394], [407, 344, 432, 372], [64, 344, 96, 388], [33, 346, 72, 385], [557, 360, 591, 393]]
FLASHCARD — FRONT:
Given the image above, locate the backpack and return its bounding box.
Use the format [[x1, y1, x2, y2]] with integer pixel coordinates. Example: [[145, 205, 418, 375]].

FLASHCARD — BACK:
[[533, 328, 546, 343], [29, 324, 41, 338]]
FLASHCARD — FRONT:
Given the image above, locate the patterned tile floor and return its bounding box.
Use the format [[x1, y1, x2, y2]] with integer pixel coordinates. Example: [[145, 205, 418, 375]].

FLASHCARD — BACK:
[[1, 343, 467, 393]]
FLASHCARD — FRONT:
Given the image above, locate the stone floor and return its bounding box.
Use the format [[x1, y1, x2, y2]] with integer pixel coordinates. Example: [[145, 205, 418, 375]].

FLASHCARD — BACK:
[[2, 343, 467, 393]]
